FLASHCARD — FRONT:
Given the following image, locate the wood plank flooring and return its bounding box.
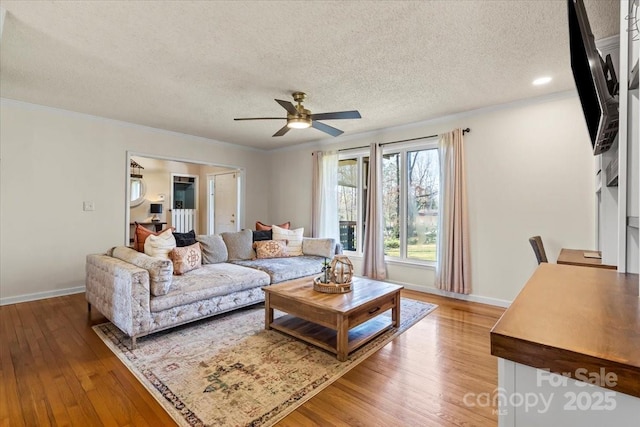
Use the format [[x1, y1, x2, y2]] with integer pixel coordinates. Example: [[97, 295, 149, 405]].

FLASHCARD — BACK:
[[0, 290, 504, 426]]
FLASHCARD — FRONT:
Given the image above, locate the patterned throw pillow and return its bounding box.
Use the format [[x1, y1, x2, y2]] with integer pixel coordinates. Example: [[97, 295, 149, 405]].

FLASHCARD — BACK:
[[272, 225, 304, 256], [144, 228, 177, 259], [169, 243, 202, 275], [133, 223, 174, 252], [253, 240, 288, 259], [255, 221, 291, 231]]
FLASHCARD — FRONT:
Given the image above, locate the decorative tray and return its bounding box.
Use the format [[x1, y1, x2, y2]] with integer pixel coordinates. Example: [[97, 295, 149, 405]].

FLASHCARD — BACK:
[[313, 277, 352, 294]]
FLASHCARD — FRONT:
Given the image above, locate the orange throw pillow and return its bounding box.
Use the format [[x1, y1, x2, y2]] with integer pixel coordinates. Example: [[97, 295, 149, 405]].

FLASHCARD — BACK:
[[133, 223, 174, 252], [255, 221, 291, 231]]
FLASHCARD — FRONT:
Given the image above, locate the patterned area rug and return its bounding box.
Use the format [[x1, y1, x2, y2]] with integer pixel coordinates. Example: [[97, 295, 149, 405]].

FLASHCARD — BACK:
[[93, 298, 437, 427]]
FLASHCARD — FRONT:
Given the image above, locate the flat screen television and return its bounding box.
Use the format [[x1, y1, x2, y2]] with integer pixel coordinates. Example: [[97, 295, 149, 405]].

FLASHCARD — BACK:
[[568, 0, 619, 155]]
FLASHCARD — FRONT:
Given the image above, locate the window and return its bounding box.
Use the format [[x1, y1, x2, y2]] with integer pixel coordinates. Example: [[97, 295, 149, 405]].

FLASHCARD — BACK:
[[338, 156, 368, 252], [404, 148, 439, 261], [338, 139, 439, 263]]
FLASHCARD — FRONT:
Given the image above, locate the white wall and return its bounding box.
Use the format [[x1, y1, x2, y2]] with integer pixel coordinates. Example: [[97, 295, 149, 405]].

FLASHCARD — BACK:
[[269, 94, 596, 304], [0, 100, 270, 303], [0, 93, 597, 305]]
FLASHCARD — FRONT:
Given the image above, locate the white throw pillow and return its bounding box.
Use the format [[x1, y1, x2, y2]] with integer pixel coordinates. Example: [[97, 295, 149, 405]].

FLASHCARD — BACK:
[[144, 228, 177, 259], [272, 225, 304, 256]]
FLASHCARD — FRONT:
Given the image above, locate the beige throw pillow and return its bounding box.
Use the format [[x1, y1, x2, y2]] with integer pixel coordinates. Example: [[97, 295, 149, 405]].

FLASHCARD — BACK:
[[221, 229, 254, 260], [272, 225, 304, 256], [196, 234, 228, 264], [302, 238, 336, 258], [144, 228, 177, 259]]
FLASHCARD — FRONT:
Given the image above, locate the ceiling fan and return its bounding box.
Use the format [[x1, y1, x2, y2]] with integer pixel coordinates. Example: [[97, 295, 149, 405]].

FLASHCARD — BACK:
[[234, 92, 361, 137]]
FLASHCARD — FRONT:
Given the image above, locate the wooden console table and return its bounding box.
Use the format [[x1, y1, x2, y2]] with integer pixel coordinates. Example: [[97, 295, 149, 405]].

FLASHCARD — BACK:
[[556, 248, 616, 269], [130, 222, 167, 232], [491, 264, 639, 425]]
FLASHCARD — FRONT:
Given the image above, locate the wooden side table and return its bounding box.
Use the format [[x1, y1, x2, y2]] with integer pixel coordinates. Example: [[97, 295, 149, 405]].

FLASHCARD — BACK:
[[556, 248, 616, 270]]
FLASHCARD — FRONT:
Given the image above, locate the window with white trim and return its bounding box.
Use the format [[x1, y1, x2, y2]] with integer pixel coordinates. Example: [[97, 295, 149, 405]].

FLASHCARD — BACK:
[[338, 139, 439, 263]]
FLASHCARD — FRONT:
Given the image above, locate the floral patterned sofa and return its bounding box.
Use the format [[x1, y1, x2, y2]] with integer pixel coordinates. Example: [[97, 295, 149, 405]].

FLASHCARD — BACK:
[[85, 229, 340, 347]]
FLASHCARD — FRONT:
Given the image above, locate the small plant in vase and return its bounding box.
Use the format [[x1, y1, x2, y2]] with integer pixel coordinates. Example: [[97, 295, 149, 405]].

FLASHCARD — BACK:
[[320, 257, 332, 284]]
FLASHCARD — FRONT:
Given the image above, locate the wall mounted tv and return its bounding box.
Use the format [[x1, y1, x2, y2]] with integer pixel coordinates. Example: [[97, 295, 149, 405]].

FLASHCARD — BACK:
[[568, 0, 619, 155]]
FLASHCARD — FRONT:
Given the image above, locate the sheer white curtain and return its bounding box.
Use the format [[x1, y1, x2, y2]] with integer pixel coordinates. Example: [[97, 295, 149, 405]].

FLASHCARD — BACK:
[[436, 129, 471, 294], [362, 143, 387, 280], [311, 151, 340, 241]]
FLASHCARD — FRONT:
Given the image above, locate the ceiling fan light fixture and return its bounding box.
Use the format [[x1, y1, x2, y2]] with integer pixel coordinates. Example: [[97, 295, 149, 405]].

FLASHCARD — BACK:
[[287, 117, 312, 129]]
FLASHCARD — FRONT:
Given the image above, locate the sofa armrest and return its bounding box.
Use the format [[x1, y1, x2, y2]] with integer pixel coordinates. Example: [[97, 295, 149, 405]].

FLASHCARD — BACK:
[[302, 237, 343, 258], [85, 254, 151, 337]]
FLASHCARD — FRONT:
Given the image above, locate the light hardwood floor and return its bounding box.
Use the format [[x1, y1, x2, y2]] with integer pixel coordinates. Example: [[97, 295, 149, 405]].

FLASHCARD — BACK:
[[0, 290, 505, 426]]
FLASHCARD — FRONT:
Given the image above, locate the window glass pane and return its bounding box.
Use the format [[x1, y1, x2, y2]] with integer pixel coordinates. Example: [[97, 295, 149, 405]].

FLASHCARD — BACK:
[[338, 159, 358, 251], [382, 153, 400, 257], [407, 149, 439, 261], [131, 180, 142, 201]]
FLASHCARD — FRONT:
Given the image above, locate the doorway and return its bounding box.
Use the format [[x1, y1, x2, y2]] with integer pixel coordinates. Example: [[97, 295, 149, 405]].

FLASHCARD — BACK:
[[171, 174, 198, 233], [207, 171, 240, 234]]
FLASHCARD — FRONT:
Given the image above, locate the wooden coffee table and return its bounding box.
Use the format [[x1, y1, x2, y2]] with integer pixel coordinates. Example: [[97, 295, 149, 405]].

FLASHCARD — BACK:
[[263, 276, 403, 361]]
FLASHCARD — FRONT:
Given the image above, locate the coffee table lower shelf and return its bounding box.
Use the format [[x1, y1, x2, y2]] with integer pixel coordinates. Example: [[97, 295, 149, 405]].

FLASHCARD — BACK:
[[269, 313, 394, 360]]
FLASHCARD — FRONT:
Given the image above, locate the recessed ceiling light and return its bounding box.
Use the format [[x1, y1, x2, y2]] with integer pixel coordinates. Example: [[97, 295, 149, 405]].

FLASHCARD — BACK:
[[532, 76, 552, 86]]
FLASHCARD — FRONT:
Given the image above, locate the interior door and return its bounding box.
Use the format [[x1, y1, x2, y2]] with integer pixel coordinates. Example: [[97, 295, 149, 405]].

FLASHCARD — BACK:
[[214, 172, 238, 233], [171, 174, 198, 233]]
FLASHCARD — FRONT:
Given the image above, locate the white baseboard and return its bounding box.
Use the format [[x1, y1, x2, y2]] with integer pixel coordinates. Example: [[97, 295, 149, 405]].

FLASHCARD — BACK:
[[0, 285, 86, 306], [0, 280, 511, 308], [389, 280, 512, 308]]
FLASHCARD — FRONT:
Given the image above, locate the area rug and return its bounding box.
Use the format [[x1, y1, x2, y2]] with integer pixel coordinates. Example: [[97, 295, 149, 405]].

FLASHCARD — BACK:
[[93, 298, 437, 427]]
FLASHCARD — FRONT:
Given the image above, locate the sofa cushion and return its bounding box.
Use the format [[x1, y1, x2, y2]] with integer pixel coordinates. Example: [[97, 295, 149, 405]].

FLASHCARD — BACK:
[[169, 242, 202, 275], [272, 225, 304, 256], [111, 246, 173, 296], [302, 238, 336, 259], [144, 228, 177, 259], [196, 234, 228, 264], [133, 223, 174, 252], [221, 229, 254, 260], [230, 255, 325, 284], [149, 263, 270, 312], [254, 240, 288, 259], [255, 221, 290, 231], [173, 230, 197, 247]]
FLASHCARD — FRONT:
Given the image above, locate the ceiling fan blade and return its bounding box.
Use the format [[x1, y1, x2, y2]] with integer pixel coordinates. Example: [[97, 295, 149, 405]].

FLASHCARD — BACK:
[[272, 125, 291, 137], [275, 99, 298, 115], [310, 110, 361, 121], [234, 117, 284, 121], [312, 121, 344, 137]]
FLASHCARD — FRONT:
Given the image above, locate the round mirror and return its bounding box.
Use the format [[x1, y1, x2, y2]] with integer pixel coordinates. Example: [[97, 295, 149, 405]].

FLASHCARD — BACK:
[[130, 177, 146, 207]]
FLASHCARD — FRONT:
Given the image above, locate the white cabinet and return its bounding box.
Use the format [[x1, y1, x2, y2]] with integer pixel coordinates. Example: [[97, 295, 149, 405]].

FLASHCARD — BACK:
[[497, 359, 640, 427]]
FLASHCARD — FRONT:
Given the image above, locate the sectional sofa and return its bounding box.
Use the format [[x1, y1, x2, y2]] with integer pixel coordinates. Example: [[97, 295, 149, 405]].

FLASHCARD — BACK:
[[85, 228, 340, 347]]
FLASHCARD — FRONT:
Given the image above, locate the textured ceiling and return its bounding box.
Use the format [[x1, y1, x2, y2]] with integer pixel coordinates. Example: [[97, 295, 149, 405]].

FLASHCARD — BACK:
[[0, 1, 620, 150]]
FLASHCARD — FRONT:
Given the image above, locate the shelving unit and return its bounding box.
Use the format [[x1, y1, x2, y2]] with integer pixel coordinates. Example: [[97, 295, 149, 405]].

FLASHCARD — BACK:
[[595, 1, 639, 273]]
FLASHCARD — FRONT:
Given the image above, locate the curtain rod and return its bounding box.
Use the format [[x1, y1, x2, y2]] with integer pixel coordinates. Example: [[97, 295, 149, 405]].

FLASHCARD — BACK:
[[337, 127, 470, 152]]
